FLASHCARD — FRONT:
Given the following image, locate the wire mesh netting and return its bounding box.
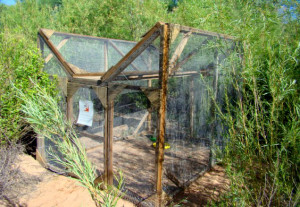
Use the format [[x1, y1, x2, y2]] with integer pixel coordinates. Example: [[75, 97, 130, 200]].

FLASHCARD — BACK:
[[49, 32, 159, 73], [162, 29, 237, 192], [39, 24, 239, 205]]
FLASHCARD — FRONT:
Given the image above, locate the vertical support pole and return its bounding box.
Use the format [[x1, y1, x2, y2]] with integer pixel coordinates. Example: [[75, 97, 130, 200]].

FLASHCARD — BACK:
[[155, 23, 170, 201], [104, 86, 114, 186], [189, 76, 195, 138], [147, 80, 152, 132], [104, 41, 108, 71], [67, 95, 74, 123], [209, 51, 219, 169]]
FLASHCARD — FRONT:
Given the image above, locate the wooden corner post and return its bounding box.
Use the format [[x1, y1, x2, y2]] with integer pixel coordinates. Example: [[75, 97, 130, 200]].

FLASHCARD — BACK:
[[155, 23, 170, 199], [104, 86, 114, 186]]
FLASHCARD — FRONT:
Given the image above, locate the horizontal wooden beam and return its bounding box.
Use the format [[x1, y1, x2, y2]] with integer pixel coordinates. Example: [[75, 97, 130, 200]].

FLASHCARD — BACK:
[[52, 30, 137, 44], [113, 70, 209, 81], [100, 22, 162, 84], [169, 23, 235, 40], [72, 70, 210, 85]]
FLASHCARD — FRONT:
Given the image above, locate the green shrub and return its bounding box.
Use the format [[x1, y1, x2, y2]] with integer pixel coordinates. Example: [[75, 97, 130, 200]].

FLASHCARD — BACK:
[[19, 84, 125, 207], [0, 31, 57, 144]]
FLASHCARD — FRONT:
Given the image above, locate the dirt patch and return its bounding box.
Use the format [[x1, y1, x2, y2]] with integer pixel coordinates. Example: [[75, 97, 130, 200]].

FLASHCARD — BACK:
[[171, 165, 230, 206], [0, 154, 133, 207], [82, 136, 210, 203]]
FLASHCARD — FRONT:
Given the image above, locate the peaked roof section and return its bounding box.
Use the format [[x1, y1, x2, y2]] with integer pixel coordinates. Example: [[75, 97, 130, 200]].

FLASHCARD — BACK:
[[38, 22, 235, 84]]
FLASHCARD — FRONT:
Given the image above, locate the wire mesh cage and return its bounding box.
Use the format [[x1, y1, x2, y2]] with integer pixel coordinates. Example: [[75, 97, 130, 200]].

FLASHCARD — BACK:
[[37, 22, 239, 206]]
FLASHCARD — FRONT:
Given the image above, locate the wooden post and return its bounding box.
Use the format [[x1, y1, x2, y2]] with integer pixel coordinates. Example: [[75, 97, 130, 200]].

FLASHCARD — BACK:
[[66, 96, 73, 122], [104, 41, 108, 71], [155, 23, 170, 200], [147, 80, 152, 132], [189, 76, 195, 137], [104, 86, 114, 186], [209, 51, 219, 169]]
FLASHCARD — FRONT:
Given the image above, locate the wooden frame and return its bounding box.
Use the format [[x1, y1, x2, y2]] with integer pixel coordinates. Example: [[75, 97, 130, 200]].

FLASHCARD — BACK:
[[37, 22, 235, 206]]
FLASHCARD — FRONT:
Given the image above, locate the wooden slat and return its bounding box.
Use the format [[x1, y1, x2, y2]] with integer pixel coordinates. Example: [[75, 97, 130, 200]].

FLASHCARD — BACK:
[[72, 70, 209, 85], [169, 23, 235, 40], [68, 63, 88, 74], [41, 28, 55, 38], [147, 80, 153, 132], [170, 24, 181, 43], [209, 51, 219, 169], [39, 30, 75, 76], [100, 22, 161, 84], [169, 38, 211, 74], [108, 40, 141, 71], [189, 76, 195, 137], [52, 29, 137, 44], [45, 37, 70, 63], [73, 72, 105, 77], [114, 70, 204, 81], [104, 89, 114, 186], [155, 23, 170, 196], [169, 31, 193, 72], [104, 40, 108, 71], [133, 111, 149, 136]]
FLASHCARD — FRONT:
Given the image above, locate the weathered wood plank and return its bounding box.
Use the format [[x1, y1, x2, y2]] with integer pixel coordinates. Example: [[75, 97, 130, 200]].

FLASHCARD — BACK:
[[39, 30, 74, 76], [133, 111, 149, 136], [209, 51, 219, 169], [169, 31, 193, 71], [104, 40, 108, 71], [189, 76, 195, 137], [155, 23, 170, 196], [104, 90, 114, 186], [45, 37, 70, 63], [100, 23, 161, 84], [169, 23, 235, 40], [169, 38, 211, 74], [108, 40, 141, 71], [67, 63, 88, 74]]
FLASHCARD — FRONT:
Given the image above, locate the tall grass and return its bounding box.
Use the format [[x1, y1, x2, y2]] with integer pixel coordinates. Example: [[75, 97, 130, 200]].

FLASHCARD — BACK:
[[18, 83, 125, 207], [0, 0, 299, 205]]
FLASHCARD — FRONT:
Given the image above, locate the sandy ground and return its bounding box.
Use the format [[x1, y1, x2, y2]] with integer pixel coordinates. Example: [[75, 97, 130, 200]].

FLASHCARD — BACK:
[[81, 136, 210, 203], [172, 165, 230, 206], [0, 154, 134, 207], [0, 153, 229, 207]]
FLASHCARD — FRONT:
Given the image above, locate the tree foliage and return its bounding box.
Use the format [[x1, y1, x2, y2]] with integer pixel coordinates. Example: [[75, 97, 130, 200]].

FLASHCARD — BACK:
[[0, 0, 299, 205]]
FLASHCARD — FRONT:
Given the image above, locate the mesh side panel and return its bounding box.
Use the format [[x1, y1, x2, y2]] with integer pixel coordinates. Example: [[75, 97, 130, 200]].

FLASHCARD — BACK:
[[130, 44, 159, 72], [39, 36, 70, 78], [163, 75, 211, 192], [113, 89, 157, 200], [169, 31, 234, 73], [163, 31, 236, 193], [72, 87, 105, 150], [48, 32, 159, 73]]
